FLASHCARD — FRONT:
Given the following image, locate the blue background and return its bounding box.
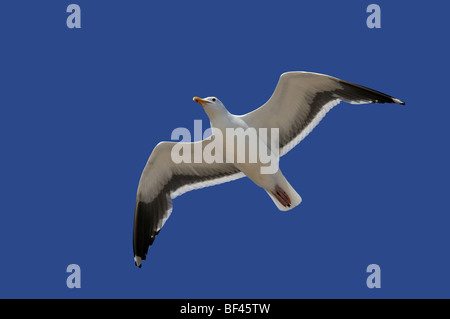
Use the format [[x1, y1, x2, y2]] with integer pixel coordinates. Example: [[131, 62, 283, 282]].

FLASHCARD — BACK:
[[0, 0, 448, 298]]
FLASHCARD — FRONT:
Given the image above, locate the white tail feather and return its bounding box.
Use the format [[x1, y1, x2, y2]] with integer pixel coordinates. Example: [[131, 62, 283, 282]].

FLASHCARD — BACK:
[[266, 178, 302, 211]]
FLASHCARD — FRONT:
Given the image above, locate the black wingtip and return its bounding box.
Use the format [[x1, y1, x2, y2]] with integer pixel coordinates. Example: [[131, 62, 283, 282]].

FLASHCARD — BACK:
[[392, 97, 406, 105], [134, 256, 143, 268]]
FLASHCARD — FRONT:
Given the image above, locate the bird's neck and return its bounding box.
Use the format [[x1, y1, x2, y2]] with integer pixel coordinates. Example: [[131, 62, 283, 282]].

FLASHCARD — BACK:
[[204, 106, 231, 124]]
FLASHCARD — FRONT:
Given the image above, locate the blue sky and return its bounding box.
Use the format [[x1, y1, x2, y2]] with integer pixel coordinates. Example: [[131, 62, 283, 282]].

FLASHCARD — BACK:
[[0, 1, 449, 298]]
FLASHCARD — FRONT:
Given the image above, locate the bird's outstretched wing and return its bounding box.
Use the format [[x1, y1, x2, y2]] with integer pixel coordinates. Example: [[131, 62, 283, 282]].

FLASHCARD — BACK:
[[241, 72, 405, 156], [133, 139, 244, 267]]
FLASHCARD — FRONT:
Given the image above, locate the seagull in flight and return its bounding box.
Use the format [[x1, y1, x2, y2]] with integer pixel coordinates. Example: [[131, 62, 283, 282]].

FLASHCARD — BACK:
[[133, 71, 405, 267]]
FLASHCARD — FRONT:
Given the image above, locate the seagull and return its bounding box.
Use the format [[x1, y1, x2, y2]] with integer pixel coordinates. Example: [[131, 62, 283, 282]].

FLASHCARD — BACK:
[[133, 71, 405, 267]]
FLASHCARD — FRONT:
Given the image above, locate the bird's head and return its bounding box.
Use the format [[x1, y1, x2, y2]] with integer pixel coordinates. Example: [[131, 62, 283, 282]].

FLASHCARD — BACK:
[[193, 96, 227, 117]]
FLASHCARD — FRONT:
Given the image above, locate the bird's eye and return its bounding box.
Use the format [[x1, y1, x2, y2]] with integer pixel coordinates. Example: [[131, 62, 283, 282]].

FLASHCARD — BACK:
[[212, 98, 216, 102]]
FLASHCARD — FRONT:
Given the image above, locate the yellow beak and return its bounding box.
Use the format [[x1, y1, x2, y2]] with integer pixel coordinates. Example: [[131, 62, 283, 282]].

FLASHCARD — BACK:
[[193, 96, 210, 107]]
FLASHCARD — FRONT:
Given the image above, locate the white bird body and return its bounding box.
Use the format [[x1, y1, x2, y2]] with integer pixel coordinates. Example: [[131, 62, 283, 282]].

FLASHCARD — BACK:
[[132, 71, 405, 267], [208, 107, 301, 210]]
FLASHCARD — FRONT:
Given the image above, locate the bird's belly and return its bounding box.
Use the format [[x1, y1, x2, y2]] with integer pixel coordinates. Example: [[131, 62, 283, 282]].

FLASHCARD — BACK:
[[235, 162, 275, 188], [224, 137, 279, 189], [212, 121, 280, 188]]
